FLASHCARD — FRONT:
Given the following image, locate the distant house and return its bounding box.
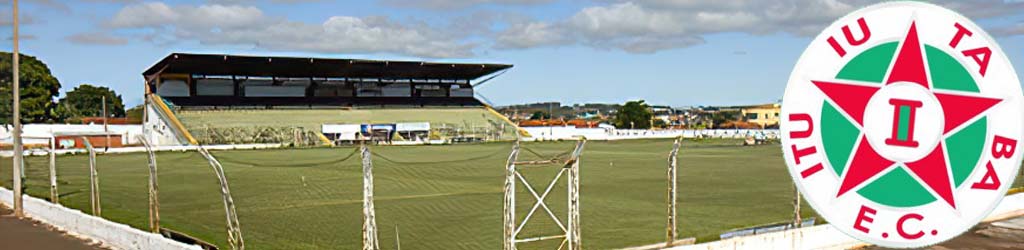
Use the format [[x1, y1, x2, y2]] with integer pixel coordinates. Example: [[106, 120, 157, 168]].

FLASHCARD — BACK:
[[736, 103, 781, 128], [706, 103, 781, 128]]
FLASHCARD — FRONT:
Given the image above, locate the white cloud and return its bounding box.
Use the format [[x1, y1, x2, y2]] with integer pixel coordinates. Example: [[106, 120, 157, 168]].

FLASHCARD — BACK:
[[994, 22, 1024, 36], [91, 0, 1024, 56], [66, 32, 129, 45], [0, 8, 36, 26], [205, 0, 323, 4], [105, 2, 475, 58], [80, 0, 140, 3], [6, 34, 37, 41], [495, 22, 569, 49], [380, 0, 553, 10], [495, 0, 1024, 53], [109, 3, 269, 29]]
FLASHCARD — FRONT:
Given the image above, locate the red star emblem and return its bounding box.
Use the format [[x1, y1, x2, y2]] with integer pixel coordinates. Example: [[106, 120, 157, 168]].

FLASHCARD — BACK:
[[811, 22, 1002, 208]]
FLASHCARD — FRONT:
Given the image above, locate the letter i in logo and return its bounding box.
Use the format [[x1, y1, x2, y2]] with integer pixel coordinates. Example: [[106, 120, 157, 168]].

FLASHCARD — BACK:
[[886, 98, 922, 147]]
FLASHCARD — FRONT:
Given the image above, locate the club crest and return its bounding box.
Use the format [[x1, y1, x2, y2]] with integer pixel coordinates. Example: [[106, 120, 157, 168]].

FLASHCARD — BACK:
[[780, 1, 1023, 248]]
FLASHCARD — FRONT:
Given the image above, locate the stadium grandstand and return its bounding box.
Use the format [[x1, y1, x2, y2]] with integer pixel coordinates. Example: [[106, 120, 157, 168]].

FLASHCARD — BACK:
[[141, 53, 524, 146]]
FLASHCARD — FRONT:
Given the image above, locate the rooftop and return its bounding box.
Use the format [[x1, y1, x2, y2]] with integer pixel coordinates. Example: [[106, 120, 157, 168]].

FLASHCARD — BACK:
[[143, 53, 513, 80]]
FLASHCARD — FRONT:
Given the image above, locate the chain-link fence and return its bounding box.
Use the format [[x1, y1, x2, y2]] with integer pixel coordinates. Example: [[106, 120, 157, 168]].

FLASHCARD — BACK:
[[17, 138, 1014, 249]]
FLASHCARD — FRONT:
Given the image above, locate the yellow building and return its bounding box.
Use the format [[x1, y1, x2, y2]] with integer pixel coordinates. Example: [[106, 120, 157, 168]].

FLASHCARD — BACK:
[[738, 103, 781, 128]]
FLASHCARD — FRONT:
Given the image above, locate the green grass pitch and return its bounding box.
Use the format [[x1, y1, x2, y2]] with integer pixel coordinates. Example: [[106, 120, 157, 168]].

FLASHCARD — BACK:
[[1, 138, 945, 249]]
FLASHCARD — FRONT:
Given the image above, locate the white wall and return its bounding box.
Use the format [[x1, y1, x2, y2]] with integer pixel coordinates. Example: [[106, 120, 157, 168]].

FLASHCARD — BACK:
[[144, 104, 186, 146], [522, 126, 781, 141], [0, 124, 143, 145]]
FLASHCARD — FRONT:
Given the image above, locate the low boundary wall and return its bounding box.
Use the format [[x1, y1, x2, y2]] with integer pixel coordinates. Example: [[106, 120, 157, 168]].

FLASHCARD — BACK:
[[1, 143, 284, 157], [0, 187, 200, 250], [666, 193, 1024, 250]]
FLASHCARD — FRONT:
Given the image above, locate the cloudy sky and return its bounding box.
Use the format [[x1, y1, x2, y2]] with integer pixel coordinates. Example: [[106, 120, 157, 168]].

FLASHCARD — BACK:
[[2, 0, 1024, 107]]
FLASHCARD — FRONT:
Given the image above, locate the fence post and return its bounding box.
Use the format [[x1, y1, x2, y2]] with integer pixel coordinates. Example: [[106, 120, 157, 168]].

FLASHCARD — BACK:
[[197, 146, 245, 250], [505, 138, 585, 248], [566, 138, 585, 250], [49, 136, 58, 203], [666, 137, 681, 247], [360, 144, 381, 250], [793, 183, 802, 228], [502, 140, 520, 250], [80, 137, 101, 216], [395, 224, 401, 250], [137, 135, 161, 233]]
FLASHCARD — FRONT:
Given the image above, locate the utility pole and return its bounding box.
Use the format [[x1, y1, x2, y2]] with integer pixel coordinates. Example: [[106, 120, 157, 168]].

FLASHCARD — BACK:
[[11, 0, 24, 217], [102, 96, 109, 151], [548, 102, 553, 138]]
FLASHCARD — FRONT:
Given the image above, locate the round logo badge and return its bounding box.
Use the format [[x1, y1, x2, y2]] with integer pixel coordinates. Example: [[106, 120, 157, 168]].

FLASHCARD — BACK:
[[780, 1, 1023, 248]]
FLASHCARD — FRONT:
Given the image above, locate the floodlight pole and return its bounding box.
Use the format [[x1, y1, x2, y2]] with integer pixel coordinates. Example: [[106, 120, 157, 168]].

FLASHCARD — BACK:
[[11, 0, 24, 218], [360, 143, 381, 250], [666, 137, 681, 247]]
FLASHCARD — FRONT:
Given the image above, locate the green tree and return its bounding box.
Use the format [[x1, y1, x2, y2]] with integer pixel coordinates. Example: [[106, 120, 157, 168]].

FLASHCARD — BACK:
[[58, 84, 126, 119], [614, 100, 653, 129], [653, 119, 668, 128], [125, 104, 145, 124], [530, 111, 550, 120], [0, 52, 62, 124], [711, 110, 741, 128]]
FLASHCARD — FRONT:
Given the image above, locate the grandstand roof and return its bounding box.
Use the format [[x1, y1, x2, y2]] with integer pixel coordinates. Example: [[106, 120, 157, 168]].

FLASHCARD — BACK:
[[143, 53, 513, 80]]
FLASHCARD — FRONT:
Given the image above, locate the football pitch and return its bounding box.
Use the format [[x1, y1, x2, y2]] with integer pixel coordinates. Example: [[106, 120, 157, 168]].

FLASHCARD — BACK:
[[2, 139, 838, 249]]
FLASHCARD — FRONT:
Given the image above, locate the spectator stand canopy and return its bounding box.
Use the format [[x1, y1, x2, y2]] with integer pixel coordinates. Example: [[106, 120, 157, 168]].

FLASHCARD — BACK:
[[143, 53, 513, 107], [140, 53, 516, 146]]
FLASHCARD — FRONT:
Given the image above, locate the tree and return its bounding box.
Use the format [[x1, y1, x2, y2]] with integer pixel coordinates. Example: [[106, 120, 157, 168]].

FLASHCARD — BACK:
[[614, 100, 653, 129], [58, 84, 126, 120], [125, 104, 145, 124], [711, 110, 741, 128], [0, 52, 62, 124], [530, 111, 550, 120], [653, 118, 668, 128]]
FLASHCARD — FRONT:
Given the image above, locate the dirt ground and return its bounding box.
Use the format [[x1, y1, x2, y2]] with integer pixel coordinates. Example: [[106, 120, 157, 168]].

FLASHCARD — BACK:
[[0, 204, 105, 250]]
